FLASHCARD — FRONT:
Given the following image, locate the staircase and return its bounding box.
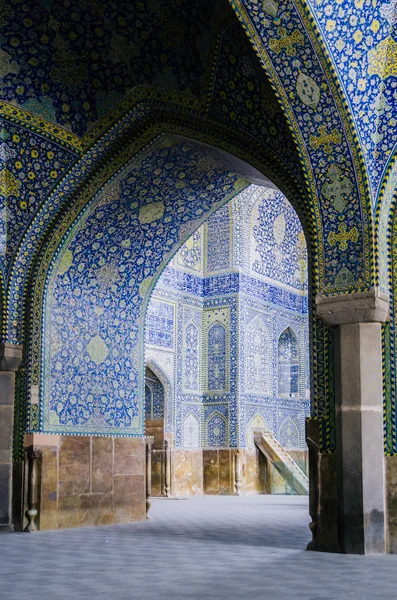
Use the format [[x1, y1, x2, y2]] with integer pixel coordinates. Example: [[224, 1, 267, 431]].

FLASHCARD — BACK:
[[254, 431, 309, 495]]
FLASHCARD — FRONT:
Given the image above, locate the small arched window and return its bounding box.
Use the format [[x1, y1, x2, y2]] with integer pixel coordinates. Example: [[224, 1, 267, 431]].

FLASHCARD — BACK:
[[207, 323, 226, 391], [183, 413, 200, 448], [144, 384, 152, 420], [245, 317, 270, 394], [278, 327, 299, 398], [184, 322, 200, 391]]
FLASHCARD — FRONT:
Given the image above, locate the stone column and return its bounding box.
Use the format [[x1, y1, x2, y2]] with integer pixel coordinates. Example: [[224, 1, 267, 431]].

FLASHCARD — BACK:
[[316, 288, 389, 554], [0, 343, 23, 532]]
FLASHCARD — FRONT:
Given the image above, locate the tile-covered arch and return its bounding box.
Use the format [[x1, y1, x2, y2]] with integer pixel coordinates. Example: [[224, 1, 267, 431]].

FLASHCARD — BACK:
[[228, 0, 374, 291], [27, 129, 316, 437]]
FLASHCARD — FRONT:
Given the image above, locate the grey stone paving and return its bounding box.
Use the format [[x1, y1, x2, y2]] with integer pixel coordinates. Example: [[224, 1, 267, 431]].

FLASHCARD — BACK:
[[0, 495, 396, 600]]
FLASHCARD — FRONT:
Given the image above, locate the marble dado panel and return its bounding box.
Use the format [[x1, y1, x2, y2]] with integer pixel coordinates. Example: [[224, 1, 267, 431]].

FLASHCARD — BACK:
[[168, 448, 308, 496], [31, 435, 146, 530]]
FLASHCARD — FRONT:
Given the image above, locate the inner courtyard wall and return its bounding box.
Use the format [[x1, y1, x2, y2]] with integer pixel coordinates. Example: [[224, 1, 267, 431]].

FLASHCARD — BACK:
[[145, 186, 310, 495]]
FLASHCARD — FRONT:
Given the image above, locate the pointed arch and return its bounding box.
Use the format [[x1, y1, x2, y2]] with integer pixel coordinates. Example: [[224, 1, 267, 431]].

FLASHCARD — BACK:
[[278, 416, 300, 449], [207, 322, 227, 392], [205, 411, 228, 448], [278, 327, 299, 398], [145, 357, 173, 429], [183, 320, 200, 392], [183, 412, 201, 449], [245, 315, 271, 394], [246, 413, 268, 448], [144, 384, 153, 421]]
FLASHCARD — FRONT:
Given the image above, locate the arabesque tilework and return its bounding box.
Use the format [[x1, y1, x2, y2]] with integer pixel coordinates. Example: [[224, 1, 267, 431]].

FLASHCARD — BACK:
[[4, 0, 396, 458], [41, 139, 244, 436]]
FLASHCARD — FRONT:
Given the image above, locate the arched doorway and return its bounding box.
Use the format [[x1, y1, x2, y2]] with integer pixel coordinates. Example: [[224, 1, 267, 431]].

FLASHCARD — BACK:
[[144, 184, 310, 498]]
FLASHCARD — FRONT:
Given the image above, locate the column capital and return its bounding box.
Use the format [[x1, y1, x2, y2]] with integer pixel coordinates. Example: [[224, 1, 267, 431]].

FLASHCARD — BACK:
[[315, 288, 389, 326], [0, 342, 23, 371]]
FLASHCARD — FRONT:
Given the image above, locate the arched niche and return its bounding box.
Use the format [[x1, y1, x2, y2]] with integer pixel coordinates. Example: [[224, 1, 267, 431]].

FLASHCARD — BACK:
[[278, 327, 299, 399]]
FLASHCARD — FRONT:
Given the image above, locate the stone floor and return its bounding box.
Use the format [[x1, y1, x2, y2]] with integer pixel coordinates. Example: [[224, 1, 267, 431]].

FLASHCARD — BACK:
[[1, 495, 397, 599]]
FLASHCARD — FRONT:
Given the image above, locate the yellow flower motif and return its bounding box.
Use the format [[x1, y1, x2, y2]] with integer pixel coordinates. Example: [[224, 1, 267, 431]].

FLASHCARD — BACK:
[[19, 201, 27, 210], [47, 151, 54, 159], [229, 111, 237, 120], [368, 36, 397, 79], [228, 80, 236, 89], [50, 170, 58, 179], [326, 20, 336, 32], [229, 54, 236, 64], [370, 20, 380, 34], [12, 134, 20, 143], [353, 30, 363, 44], [15, 161, 22, 169], [358, 79, 366, 91], [0, 169, 22, 198], [247, 81, 254, 91], [31, 149, 38, 158], [28, 171, 35, 180]]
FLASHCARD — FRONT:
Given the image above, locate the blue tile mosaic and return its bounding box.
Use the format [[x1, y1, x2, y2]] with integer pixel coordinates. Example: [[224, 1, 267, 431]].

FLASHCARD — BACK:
[[145, 186, 310, 450]]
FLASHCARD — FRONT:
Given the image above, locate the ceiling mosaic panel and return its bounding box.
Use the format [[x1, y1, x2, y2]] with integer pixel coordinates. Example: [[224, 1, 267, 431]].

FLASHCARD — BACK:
[[305, 0, 397, 198], [0, 120, 77, 276], [0, 0, 221, 136], [40, 139, 245, 435], [209, 22, 304, 184]]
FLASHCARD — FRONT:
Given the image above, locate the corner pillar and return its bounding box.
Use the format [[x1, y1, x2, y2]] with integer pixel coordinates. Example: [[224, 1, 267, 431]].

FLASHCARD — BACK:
[[0, 343, 23, 532], [315, 288, 388, 554]]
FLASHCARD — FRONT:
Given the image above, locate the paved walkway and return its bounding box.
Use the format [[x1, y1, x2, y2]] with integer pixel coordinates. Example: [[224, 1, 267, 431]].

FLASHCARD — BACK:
[[1, 495, 396, 600]]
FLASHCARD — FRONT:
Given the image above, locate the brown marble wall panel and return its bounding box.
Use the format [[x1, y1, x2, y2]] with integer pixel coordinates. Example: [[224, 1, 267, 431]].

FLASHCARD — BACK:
[[203, 450, 234, 495], [218, 450, 233, 494], [92, 437, 113, 494], [151, 450, 164, 497], [242, 448, 267, 494], [34, 435, 146, 530], [145, 420, 164, 449], [173, 450, 203, 496], [203, 450, 220, 494], [58, 493, 114, 529], [114, 437, 145, 476], [113, 474, 146, 523], [58, 436, 90, 497], [386, 456, 397, 553], [39, 446, 58, 531]]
